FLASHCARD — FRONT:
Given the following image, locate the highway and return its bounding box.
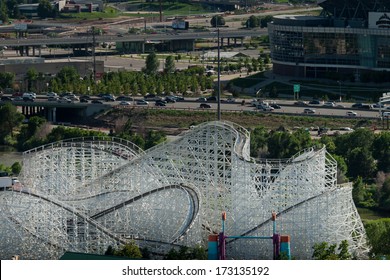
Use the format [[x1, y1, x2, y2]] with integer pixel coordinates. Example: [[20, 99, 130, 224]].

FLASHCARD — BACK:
[[0, 29, 267, 48], [2, 94, 385, 120]]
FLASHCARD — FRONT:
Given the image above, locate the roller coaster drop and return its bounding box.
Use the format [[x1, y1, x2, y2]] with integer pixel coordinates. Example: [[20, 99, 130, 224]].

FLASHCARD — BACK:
[[0, 121, 369, 259]]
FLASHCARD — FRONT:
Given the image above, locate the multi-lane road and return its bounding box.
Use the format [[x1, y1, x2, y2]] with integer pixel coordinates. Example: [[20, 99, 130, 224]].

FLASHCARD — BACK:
[[2, 94, 386, 120]]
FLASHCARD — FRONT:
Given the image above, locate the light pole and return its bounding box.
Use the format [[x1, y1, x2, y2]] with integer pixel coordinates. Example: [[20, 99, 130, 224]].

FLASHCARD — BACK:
[[217, 28, 221, 121], [337, 80, 341, 101]]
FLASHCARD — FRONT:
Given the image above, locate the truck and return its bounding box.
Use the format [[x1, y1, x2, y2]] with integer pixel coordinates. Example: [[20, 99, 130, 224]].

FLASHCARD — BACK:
[[0, 177, 12, 188]]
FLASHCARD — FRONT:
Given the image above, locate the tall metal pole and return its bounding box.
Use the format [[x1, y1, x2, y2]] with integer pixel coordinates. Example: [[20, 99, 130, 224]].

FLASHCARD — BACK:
[[92, 27, 96, 83], [217, 28, 221, 121]]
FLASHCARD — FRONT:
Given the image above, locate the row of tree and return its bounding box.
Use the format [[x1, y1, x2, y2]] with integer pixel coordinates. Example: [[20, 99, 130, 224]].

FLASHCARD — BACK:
[[250, 126, 390, 211], [2, 54, 215, 96], [0, 0, 57, 22]]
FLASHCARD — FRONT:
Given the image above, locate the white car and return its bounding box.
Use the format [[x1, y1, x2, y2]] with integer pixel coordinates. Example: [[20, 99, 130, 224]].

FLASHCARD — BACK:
[[119, 101, 131, 106], [46, 92, 58, 97], [346, 111, 357, 117], [136, 100, 148, 105]]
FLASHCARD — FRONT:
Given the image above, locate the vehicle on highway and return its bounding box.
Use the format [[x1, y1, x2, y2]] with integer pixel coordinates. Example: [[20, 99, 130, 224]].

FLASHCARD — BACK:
[[155, 100, 167, 106], [80, 95, 92, 100], [136, 100, 149, 105], [360, 104, 373, 110], [383, 111, 390, 117], [91, 100, 103, 104], [48, 97, 59, 102], [340, 127, 354, 131], [294, 101, 308, 106], [196, 97, 207, 102], [269, 103, 281, 109], [80, 98, 89, 103], [257, 104, 274, 111], [13, 97, 23, 102], [144, 94, 160, 101], [199, 103, 211, 108], [103, 95, 115, 102], [171, 95, 184, 101], [58, 97, 72, 103], [303, 108, 315, 114], [23, 96, 34, 102], [1, 96, 12, 102], [207, 96, 217, 102], [351, 103, 363, 108], [165, 96, 176, 103], [323, 101, 336, 107], [119, 101, 131, 106], [116, 95, 133, 101], [22, 92, 36, 100], [309, 100, 322, 105], [46, 92, 58, 97], [225, 98, 235, 103], [346, 111, 357, 117]]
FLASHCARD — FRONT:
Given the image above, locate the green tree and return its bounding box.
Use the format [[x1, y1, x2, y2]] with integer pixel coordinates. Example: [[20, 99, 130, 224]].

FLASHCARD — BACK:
[[165, 246, 207, 260], [143, 52, 160, 75], [113, 242, 143, 259], [0, 1, 8, 23], [56, 66, 80, 84], [11, 162, 22, 175], [260, 15, 273, 28], [246, 15, 260, 28], [379, 177, 390, 210], [164, 55, 176, 74], [37, 0, 54, 19], [6, 0, 20, 19], [372, 132, 390, 172], [0, 72, 15, 89], [26, 67, 38, 91], [364, 218, 390, 256], [0, 103, 24, 142], [250, 126, 268, 158], [312, 240, 351, 260], [144, 130, 166, 150], [347, 147, 376, 178], [17, 116, 47, 150], [210, 15, 225, 27]]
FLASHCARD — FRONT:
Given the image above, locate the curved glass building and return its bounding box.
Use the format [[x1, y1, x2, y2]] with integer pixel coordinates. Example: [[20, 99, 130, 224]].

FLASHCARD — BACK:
[[268, 0, 390, 80]]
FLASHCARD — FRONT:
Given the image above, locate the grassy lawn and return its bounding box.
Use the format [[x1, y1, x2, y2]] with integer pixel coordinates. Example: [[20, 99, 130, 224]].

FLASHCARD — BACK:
[[129, 2, 212, 17], [357, 207, 390, 221], [60, 7, 120, 19]]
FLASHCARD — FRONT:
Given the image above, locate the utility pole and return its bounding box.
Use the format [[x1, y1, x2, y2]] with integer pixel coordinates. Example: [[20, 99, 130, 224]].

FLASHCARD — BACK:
[[159, 0, 163, 22], [92, 27, 96, 82]]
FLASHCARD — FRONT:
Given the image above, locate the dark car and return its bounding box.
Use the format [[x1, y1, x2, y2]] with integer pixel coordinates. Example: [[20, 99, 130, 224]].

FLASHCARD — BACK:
[[1, 96, 12, 102], [207, 96, 217, 102], [103, 96, 115, 102], [270, 103, 281, 109], [200, 103, 211, 108], [91, 100, 103, 104], [155, 100, 167, 106], [23, 97, 34, 102], [80, 98, 89, 103], [165, 96, 176, 103], [80, 95, 91, 100], [116, 95, 133, 101], [351, 103, 363, 108]]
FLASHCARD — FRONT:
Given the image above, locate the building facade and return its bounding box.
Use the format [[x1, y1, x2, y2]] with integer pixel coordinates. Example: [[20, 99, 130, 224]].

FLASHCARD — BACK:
[[268, 0, 390, 81]]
